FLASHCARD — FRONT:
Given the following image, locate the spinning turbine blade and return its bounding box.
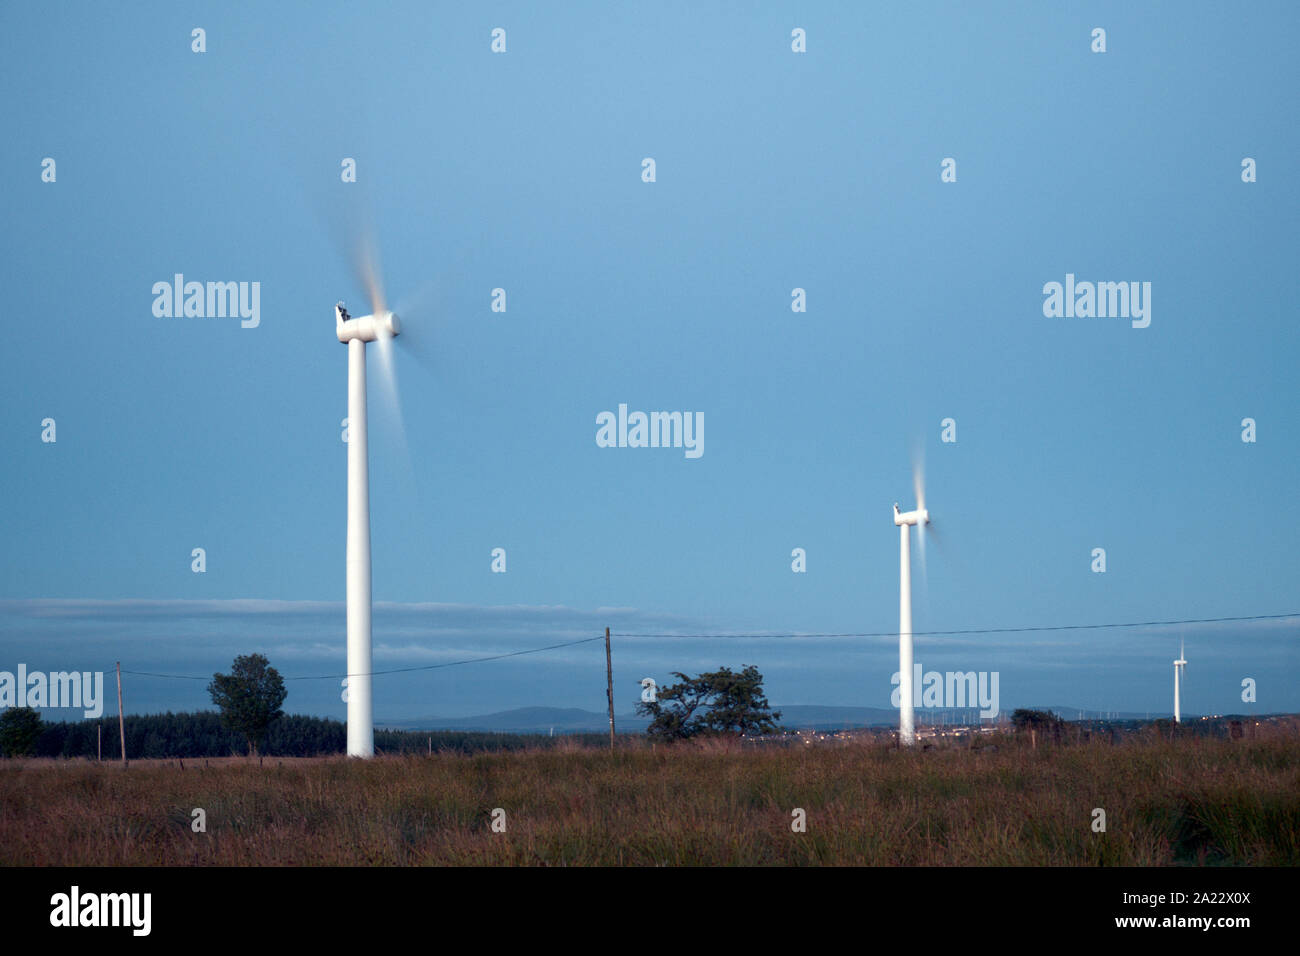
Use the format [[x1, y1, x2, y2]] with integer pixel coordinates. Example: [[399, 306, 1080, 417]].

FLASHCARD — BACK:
[[392, 280, 440, 323], [352, 227, 387, 318], [348, 227, 406, 437], [912, 450, 927, 586], [359, 247, 416, 492], [386, 284, 439, 376], [913, 453, 925, 515], [373, 321, 413, 478]]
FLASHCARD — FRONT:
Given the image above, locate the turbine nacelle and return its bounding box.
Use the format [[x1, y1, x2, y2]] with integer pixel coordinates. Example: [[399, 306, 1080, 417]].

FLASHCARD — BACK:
[[894, 502, 930, 527], [336, 302, 400, 343]]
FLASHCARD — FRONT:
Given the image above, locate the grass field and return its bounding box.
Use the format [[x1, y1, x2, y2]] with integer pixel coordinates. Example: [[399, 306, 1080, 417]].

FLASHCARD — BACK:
[[2, 726, 1297, 866]]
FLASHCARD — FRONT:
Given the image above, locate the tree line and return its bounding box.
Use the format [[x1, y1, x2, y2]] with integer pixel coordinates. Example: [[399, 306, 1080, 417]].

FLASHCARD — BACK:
[[1, 709, 602, 758], [0, 654, 787, 758]]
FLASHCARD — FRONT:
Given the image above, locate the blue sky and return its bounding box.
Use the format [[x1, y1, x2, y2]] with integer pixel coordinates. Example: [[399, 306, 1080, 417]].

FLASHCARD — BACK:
[[2, 2, 1296, 722]]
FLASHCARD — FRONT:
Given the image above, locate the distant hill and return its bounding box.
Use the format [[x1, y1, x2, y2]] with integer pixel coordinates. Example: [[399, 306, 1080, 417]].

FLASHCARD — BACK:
[[378, 703, 1172, 734], [377, 704, 907, 734], [378, 707, 650, 734]]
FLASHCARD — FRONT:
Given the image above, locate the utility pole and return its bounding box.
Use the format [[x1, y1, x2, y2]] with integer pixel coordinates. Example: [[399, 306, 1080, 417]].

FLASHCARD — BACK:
[[116, 661, 127, 768], [605, 627, 615, 751]]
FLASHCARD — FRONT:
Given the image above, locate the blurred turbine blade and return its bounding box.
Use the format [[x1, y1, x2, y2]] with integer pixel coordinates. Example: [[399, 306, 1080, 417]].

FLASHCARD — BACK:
[[352, 225, 387, 318], [912, 446, 926, 583], [913, 456, 925, 514], [373, 324, 412, 474], [917, 519, 927, 590], [392, 279, 441, 322]]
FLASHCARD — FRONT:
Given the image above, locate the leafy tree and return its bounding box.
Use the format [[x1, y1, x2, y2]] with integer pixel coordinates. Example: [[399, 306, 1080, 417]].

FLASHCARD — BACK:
[[207, 654, 287, 758], [0, 707, 45, 757], [1012, 708, 1063, 734], [638, 666, 782, 740], [637, 672, 711, 740]]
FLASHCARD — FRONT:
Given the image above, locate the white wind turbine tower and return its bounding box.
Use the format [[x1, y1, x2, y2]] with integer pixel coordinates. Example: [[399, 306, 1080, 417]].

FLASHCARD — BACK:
[[335, 240, 402, 758], [1173, 638, 1187, 723], [893, 457, 930, 747]]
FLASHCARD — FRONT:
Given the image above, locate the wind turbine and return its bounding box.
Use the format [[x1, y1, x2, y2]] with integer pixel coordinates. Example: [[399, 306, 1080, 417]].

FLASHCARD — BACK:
[[1172, 639, 1187, 723], [893, 457, 930, 747], [335, 243, 401, 759]]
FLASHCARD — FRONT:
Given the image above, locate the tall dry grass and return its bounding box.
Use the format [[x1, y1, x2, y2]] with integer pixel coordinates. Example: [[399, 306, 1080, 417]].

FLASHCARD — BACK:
[[1, 728, 1296, 866]]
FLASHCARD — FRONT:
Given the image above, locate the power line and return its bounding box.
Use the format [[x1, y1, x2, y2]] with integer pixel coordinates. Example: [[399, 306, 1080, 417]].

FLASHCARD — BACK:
[[612, 611, 1298, 640], [119, 635, 606, 683], [298, 635, 608, 681], [114, 611, 1295, 683]]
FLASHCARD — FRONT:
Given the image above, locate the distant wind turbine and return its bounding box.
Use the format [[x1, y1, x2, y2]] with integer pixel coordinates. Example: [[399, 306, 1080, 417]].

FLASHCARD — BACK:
[[1173, 639, 1187, 723]]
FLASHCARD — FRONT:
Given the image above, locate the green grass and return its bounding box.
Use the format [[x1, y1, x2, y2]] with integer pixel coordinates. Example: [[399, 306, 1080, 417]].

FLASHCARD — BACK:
[[1, 729, 1296, 865]]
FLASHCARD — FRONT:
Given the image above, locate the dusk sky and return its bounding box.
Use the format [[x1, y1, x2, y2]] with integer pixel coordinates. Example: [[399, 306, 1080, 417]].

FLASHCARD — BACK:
[[2, 2, 1296, 723]]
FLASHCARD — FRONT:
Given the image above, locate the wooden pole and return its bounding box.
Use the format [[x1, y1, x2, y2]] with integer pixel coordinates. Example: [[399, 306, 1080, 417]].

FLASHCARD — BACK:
[[116, 661, 127, 768], [605, 627, 615, 751]]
